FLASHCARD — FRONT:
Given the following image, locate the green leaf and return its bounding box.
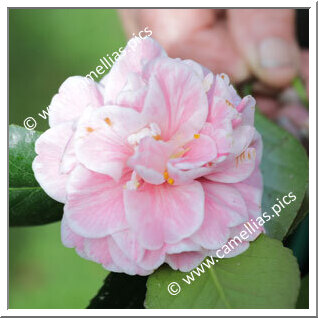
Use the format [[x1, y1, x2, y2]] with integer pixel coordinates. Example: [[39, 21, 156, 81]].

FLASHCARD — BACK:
[[145, 235, 300, 309], [255, 112, 308, 240], [9, 125, 63, 226], [286, 189, 309, 237], [87, 273, 148, 309], [296, 275, 309, 309]]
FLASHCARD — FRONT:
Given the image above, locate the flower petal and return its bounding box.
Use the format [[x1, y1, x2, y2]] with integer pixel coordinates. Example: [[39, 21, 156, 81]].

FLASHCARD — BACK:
[[32, 122, 74, 203], [166, 251, 207, 272], [84, 236, 122, 272], [101, 37, 166, 103], [192, 181, 248, 250], [205, 147, 257, 183], [231, 125, 255, 155], [64, 165, 128, 238], [233, 168, 263, 219], [142, 58, 208, 142], [74, 107, 138, 181], [108, 237, 153, 275], [124, 181, 205, 250], [111, 229, 145, 263], [49, 76, 103, 127], [127, 137, 176, 185], [171, 134, 217, 170]]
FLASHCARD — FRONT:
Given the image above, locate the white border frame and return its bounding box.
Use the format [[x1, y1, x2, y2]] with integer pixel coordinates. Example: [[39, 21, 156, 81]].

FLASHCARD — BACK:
[[2, 0, 316, 316]]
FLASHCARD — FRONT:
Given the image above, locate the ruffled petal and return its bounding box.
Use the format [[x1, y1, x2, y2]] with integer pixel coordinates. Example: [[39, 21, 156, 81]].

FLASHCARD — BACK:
[[61, 216, 85, 256], [127, 137, 176, 185], [49, 76, 103, 127], [64, 165, 128, 238], [205, 147, 256, 183], [32, 122, 74, 203], [74, 107, 138, 181], [142, 58, 208, 142], [166, 251, 207, 272], [101, 37, 166, 103], [233, 168, 263, 219], [231, 125, 255, 155], [84, 236, 122, 272], [192, 181, 248, 250], [171, 134, 217, 170], [108, 237, 153, 275], [111, 229, 145, 263], [124, 181, 205, 250]]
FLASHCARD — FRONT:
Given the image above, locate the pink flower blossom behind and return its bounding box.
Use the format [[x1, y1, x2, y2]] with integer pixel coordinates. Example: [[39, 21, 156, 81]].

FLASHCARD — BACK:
[[33, 37, 263, 275]]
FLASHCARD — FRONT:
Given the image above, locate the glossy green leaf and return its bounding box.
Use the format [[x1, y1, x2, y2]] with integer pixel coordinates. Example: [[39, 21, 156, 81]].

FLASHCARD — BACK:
[[286, 189, 309, 237], [87, 273, 148, 309], [9, 125, 63, 226], [145, 235, 300, 309], [255, 112, 308, 240]]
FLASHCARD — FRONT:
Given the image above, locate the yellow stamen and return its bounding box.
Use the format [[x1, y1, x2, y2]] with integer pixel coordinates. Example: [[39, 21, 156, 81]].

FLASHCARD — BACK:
[[163, 171, 169, 180], [248, 152, 251, 160], [194, 134, 200, 139], [226, 99, 235, 108], [170, 147, 190, 159], [86, 127, 94, 132], [104, 117, 112, 126], [221, 74, 225, 79], [167, 178, 174, 185], [153, 134, 161, 141]]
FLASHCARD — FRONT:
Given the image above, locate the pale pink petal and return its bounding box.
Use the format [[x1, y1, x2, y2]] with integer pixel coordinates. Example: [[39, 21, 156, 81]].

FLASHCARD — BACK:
[[32, 122, 74, 203], [231, 125, 255, 155], [111, 229, 145, 263], [200, 123, 233, 156], [205, 148, 257, 183], [49, 76, 103, 127], [127, 137, 176, 185], [64, 165, 128, 238], [233, 168, 263, 219], [165, 239, 202, 254], [207, 96, 239, 131], [251, 131, 263, 165], [108, 237, 153, 275], [61, 216, 84, 251], [74, 107, 135, 181], [115, 73, 147, 112], [124, 181, 205, 250], [171, 134, 217, 170], [167, 162, 212, 185], [138, 248, 166, 271], [101, 37, 166, 103], [192, 181, 248, 250], [142, 58, 208, 142], [84, 236, 122, 272], [210, 73, 242, 108], [236, 95, 256, 126], [93, 105, 146, 137], [166, 251, 207, 272]]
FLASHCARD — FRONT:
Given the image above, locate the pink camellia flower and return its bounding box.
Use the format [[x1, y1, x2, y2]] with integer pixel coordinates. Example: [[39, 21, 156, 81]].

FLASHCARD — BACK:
[[33, 37, 263, 275]]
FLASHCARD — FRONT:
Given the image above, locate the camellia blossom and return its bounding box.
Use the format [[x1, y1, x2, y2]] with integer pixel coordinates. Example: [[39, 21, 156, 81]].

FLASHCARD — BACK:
[[33, 37, 263, 275]]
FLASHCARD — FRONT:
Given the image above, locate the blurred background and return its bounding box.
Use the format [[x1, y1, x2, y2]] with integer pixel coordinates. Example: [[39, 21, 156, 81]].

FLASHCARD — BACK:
[[9, 8, 309, 309]]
